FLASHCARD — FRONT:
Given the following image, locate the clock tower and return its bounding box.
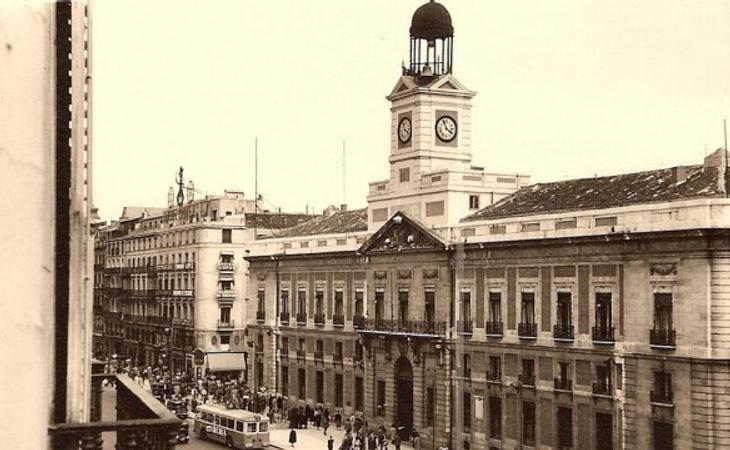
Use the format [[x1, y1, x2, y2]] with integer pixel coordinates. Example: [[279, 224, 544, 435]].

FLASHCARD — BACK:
[[367, 1, 529, 231]]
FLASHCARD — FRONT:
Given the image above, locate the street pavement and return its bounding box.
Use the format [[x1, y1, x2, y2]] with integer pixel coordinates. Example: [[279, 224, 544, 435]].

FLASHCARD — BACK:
[[102, 387, 414, 449]]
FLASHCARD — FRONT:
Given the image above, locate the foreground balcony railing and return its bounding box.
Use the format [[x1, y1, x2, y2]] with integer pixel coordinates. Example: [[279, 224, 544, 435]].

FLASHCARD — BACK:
[[256, 311, 266, 322], [217, 320, 235, 329], [554, 377, 573, 392], [296, 313, 307, 325], [592, 381, 613, 396], [650, 328, 676, 348], [359, 319, 447, 337], [218, 261, 235, 272], [280, 312, 290, 324], [49, 369, 181, 449]]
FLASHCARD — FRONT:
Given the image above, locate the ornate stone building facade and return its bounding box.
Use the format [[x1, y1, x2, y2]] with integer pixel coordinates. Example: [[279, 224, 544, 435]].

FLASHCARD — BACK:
[[244, 2, 730, 450]]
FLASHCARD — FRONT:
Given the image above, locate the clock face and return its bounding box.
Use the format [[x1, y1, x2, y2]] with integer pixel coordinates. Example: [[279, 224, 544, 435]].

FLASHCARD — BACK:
[[398, 117, 412, 144], [435, 115, 457, 142]]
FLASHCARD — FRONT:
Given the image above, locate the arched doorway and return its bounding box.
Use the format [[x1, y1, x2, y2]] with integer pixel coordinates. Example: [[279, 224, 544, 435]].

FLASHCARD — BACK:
[[395, 356, 414, 439]]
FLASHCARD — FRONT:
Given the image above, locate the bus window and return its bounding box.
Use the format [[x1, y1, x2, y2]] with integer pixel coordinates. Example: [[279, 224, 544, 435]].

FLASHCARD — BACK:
[[236, 421, 244, 432], [247, 423, 257, 433], [227, 418, 235, 429], [214, 416, 220, 425], [259, 422, 268, 432]]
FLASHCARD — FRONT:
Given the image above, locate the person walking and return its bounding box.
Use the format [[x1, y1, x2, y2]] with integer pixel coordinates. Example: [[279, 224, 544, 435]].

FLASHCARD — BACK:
[[289, 428, 297, 447], [323, 415, 330, 435], [328, 435, 335, 450], [412, 432, 422, 450]]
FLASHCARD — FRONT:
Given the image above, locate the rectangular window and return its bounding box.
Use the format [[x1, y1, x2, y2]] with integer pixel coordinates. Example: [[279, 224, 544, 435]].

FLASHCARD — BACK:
[[557, 291, 572, 327], [489, 224, 506, 235], [523, 401, 536, 446], [354, 289, 364, 317], [596, 413, 613, 450], [257, 288, 265, 315], [555, 218, 577, 230], [463, 392, 471, 429], [281, 337, 289, 355], [219, 307, 231, 323], [463, 353, 471, 379], [488, 356, 501, 381], [316, 371, 324, 403], [653, 421, 673, 450], [355, 376, 364, 411], [595, 292, 612, 329], [469, 195, 480, 210], [398, 289, 409, 323], [461, 290, 472, 322], [425, 387, 435, 427], [297, 289, 306, 315], [521, 222, 540, 232], [653, 371, 673, 403], [315, 340, 324, 359], [654, 293, 673, 331], [424, 289, 436, 323], [399, 168, 410, 182], [489, 291, 501, 322], [521, 292, 535, 324], [375, 290, 385, 322], [557, 407, 573, 449], [335, 341, 343, 362], [489, 397, 502, 439], [281, 289, 290, 315], [595, 216, 618, 227], [315, 288, 324, 316], [521, 359, 535, 385], [222, 229, 232, 243], [334, 289, 344, 316], [377, 380, 386, 416], [335, 374, 343, 407]]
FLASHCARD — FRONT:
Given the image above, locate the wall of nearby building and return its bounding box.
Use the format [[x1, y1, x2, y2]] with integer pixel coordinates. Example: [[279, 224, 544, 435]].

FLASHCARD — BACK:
[[0, 5, 56, 447]]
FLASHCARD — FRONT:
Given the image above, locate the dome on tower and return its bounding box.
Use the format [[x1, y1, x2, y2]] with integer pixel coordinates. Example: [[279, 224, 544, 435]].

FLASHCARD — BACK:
[[410, 1, 454, 41]]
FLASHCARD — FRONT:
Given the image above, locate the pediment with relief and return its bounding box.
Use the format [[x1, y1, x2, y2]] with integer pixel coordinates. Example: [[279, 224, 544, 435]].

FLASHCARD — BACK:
[[358, 212, 447, 254]]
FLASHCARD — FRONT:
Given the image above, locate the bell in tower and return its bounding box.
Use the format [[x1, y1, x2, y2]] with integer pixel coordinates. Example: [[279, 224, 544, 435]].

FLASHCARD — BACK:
[[407, 0, 454, 78]]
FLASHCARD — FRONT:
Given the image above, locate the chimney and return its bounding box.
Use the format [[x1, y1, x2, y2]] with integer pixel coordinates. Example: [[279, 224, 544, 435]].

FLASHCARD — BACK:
[[671, 166, 688, 184], [340, 204, 347, 212], [703, 148, 729, 195]]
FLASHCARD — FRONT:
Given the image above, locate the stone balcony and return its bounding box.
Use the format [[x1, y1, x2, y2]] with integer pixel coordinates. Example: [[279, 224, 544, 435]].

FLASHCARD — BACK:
[[357, 319, 447, 338], [48, 363, 182, 449]]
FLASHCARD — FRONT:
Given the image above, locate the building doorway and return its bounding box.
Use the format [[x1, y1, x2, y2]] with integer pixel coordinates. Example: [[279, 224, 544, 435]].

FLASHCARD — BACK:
[[395, 356, 414, 439]]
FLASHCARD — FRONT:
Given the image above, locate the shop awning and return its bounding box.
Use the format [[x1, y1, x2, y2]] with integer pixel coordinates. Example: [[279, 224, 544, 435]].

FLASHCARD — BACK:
[[206, 352, 246, 372]]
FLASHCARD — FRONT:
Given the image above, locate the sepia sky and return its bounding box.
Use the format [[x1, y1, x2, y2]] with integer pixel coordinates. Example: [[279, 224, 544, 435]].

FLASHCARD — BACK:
[[91, 0, 730, 219]]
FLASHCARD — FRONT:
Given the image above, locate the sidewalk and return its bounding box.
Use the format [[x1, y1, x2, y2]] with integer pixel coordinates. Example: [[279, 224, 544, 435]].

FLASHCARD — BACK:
[[269, 425, 415, 450]]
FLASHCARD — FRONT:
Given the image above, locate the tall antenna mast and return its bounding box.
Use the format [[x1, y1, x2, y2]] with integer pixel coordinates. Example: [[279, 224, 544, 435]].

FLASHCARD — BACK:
[[254, 137, 258, 239], [342, 139, 347, 207]]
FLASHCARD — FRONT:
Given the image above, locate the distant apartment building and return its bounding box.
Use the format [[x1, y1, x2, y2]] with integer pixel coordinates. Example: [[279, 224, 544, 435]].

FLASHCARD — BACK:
[[93, 191, 314, 379]]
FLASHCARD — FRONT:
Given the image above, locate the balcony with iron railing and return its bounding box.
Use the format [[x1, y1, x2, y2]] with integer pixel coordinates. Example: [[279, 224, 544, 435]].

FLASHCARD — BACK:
[[518, 373, 535, 387], [314, 351, 323, 362], [333, 314, 345, 327], [353, 315, 365, 329], [296, 349, 306, 361], [333, 353, 343, 365], [486, 371, 501, 383], [592, 326, 615, 344], [553, 324, 574, 341], [296, 313, 307, 326], [218, 261, 235, 272], [217, 290, 236, 300], [359, 319, 447, 337], [217, 320, 235, 329], [650, 328, 676, 348], [592, 381, 613, 396], [314, 313, 325, 327], [554, 377, 572, 392], [485, 321, 503, 337], [48, 363, 182, 450], [279, 312, 290, 325], [457, 320, 473, 336], [518, 322, 537, 339], [256, 311, 265, 323]]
